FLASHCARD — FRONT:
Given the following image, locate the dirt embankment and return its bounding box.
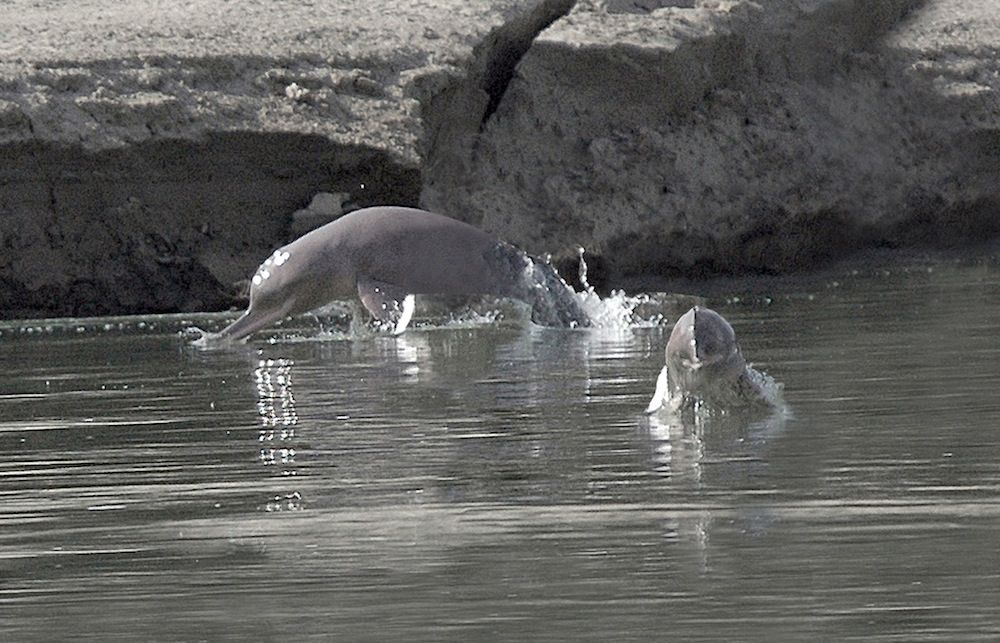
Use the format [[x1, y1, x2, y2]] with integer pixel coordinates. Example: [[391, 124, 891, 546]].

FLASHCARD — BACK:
[[425, 0, 1000, 286], [1, 0, 998, 317]]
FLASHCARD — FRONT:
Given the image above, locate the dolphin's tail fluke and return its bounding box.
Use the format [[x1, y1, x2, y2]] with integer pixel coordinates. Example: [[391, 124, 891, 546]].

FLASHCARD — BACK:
[[523, 256, 591, 328], [484, 241, 590, 329]]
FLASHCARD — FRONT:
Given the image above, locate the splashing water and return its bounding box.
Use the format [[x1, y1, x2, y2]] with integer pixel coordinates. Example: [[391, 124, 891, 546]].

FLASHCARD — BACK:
[[570, 247, 668, 330], [485, 242, 678, 331], [672, 366, 785, 416]]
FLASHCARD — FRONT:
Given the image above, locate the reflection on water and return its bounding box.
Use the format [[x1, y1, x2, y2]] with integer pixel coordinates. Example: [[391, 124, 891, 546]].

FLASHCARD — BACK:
[[644, 403, 789, 487], [2, 253, 1000, 640], [254, 358, 301, 511]]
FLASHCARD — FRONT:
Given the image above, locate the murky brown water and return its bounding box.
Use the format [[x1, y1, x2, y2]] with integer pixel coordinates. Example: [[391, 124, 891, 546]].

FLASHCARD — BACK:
[[2, 252, 999, 641]]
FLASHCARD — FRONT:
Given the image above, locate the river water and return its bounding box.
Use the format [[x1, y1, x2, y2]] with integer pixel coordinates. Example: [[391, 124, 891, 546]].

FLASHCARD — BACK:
[[2, 251, 999, 641]]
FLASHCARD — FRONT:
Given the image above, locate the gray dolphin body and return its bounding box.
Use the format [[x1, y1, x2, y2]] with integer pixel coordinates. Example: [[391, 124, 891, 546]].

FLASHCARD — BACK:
[[645, 306, 780, 413], [212, 206, 589, 341]]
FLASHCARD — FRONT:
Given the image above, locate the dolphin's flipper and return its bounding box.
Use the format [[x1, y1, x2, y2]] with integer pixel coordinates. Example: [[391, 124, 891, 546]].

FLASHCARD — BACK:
[[393, 294, 415, 335], [645, 365, 669, 414], [357, 277, 415, 334]]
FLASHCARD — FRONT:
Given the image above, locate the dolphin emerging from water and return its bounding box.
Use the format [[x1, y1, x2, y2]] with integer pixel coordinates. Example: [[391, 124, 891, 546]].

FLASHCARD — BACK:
[[207, 206, 589, 342], [645, 306, 780, 413]]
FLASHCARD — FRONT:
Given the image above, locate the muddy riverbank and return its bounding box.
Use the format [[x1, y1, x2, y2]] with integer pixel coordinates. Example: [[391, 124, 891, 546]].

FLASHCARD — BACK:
[[1, 0, 998, 317]]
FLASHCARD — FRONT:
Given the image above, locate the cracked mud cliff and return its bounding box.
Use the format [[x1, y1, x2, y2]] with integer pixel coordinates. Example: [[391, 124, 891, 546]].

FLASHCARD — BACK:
[[1, 0, 998, 317]]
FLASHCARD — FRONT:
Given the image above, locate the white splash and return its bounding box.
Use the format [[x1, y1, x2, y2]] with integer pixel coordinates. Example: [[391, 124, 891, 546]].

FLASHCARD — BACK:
[[571, 247, 666, 330]]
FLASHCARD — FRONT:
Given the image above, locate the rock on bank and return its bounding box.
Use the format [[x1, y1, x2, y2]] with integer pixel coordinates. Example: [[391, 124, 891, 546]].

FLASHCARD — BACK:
[[0, 0, 998, 317]]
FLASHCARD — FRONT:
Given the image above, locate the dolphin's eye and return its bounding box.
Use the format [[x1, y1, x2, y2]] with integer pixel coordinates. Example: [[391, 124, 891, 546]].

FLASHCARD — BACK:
[[697, 335, 720, 358]]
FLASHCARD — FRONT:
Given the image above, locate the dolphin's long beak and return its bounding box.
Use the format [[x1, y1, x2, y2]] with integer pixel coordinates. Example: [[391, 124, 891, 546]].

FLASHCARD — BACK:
[[215, 309, 283, 342]]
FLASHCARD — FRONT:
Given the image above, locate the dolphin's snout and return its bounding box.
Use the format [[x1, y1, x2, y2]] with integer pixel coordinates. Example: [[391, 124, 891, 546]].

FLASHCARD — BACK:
[[216, 308, 286, 342]]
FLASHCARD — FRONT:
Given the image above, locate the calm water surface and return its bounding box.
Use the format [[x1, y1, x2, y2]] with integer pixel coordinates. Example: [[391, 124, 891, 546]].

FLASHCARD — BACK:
[[1, 254, 999, 641]]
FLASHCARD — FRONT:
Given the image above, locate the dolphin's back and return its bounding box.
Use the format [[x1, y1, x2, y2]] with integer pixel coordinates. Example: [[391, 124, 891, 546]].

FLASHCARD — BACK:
[[335, 207, 589, 326], [336, 207, 510, 295]]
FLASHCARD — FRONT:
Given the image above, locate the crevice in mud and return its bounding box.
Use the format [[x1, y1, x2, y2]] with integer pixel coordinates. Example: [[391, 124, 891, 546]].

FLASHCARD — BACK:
[[416, 0, 576, 216], [0, 133, 420, 319], [477, 0, 576, 127]]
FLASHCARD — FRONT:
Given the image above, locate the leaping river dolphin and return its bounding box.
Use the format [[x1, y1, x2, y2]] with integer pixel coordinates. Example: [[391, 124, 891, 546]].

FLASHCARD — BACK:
[[208, 206, 589, 342], [645, 306, 780, 413]]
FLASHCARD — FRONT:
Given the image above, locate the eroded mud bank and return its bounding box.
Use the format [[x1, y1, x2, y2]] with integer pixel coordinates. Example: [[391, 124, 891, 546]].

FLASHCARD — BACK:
[[1, 0, 998, 317]]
